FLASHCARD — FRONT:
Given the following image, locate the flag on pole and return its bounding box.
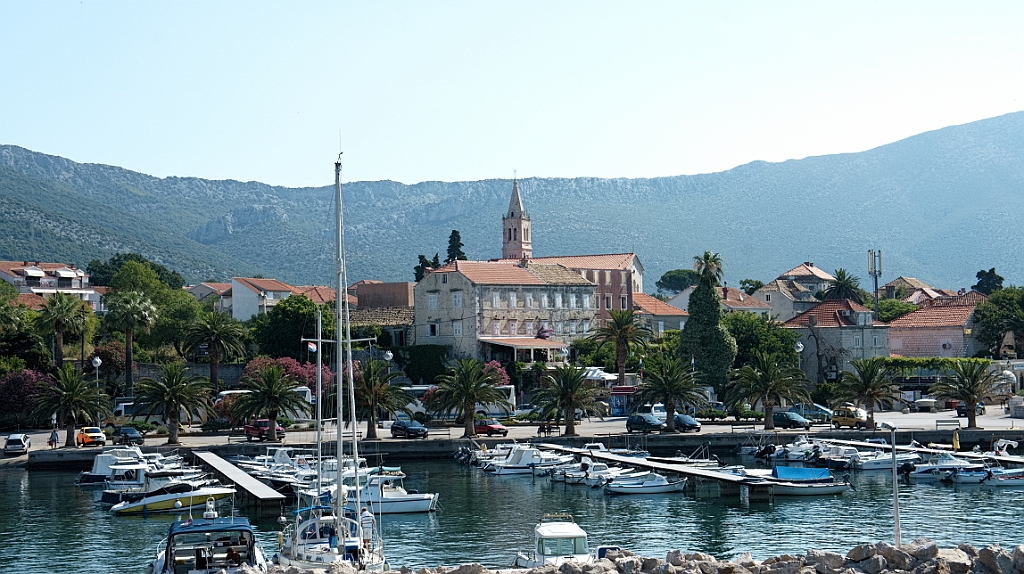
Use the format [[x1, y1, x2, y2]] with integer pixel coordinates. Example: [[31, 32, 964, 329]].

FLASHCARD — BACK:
[[308, 342, 317, 353]]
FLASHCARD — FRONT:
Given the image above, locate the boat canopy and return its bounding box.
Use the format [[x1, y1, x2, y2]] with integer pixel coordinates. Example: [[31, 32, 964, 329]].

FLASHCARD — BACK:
[[771, 466, 832, 481], [167, 518, 254, 537]]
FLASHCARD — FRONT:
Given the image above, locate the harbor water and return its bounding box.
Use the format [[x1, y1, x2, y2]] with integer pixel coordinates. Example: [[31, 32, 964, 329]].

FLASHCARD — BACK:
[[2, 458, 1023, 574]]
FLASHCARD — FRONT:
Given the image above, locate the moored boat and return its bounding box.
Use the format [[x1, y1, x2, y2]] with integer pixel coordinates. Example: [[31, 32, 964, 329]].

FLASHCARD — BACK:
[[604, 473, 685, 495], [146, 499, 269, 573], [111, 485, 235, 514], [512, 513, 620, 568]]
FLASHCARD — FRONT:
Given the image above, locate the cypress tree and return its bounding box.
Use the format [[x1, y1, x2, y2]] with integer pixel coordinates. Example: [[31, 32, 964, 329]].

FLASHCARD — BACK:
[[446, 230, 467, 263], [678, 282, 737, 393]]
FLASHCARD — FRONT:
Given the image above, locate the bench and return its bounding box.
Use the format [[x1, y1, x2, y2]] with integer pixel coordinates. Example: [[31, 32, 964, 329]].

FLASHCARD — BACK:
[[936, 420, 962, 430], [537, 424, 562, 437], [731, 424, 758, 433], [427, 427, 452, 438]]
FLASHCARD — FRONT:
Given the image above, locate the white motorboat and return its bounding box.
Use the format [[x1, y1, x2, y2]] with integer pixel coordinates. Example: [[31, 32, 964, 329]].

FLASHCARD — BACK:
[[761, 466, 851, 496], [849, 450, 922, 470], [604, 473, 685, 495], [486, 447, 573, 475], [982, 472, 1024, 488], [353, 472, 439, 513], [110, 485, 236, 514], [905, 452, 985, 480], [512, 513, 620, 568], [146, 498, 269, 574]]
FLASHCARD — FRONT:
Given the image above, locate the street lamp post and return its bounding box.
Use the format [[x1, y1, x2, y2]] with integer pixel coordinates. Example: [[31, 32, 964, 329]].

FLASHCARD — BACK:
[[92, 356, 102, 426], [880, 421, 900, 547]]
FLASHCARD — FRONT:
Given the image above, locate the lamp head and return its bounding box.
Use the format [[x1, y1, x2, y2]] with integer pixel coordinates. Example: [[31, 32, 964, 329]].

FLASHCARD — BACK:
[[795, 342, 804, 353], [383, 350, 393, 361], [92, 356, 102, 368], [879, 421, 897, 431]]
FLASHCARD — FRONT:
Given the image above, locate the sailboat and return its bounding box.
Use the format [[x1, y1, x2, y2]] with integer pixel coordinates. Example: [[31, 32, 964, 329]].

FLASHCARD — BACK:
[[275, 157, 387, 570]]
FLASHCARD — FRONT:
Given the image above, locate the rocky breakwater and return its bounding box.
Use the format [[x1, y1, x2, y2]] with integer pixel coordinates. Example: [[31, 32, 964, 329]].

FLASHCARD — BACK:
[[238, 540, 1024, 574]]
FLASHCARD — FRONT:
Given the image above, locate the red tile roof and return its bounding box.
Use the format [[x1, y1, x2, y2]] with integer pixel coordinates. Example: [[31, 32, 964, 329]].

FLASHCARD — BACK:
[[784, 299, 879, 328], [633, 293, 688, 316], [296, 285, 342, 305], [16, 293, 46, 310], [887, 291, 986, 329], [233, 277, 299, 295], [719, 287, 771, 310], [528, 253, 638, 271], [0, 260, 86, 277], [778, 262, 835, 281], [200, 282, 232, 293], [93, 286, 110, 296]]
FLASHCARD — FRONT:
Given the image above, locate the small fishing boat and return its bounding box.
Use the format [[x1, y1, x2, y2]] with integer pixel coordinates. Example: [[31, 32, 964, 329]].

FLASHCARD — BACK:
[[849, 450, 922, 471], [512, 513, 620, 568], [764, 466, 851, 496], [353, 472, 439, 513], [904, 452, 985, 480], [111, 485, 236, 514], [604, 473, 685, 495], [146, 498, 269, 573]]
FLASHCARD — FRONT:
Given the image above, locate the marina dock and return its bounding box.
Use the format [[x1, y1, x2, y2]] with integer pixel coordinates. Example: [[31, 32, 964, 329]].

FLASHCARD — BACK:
[[192, 450, 286, 518]]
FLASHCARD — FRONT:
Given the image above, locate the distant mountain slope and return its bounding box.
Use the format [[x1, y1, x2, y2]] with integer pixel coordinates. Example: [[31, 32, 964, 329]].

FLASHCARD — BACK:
[[2, 111, 1023, 289]]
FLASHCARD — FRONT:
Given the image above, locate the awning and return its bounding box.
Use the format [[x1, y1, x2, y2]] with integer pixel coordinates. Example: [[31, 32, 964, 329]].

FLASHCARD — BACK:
[[479, 337, 568, 349], [22, 267, 44, 277], [54, 268, 78, 278]]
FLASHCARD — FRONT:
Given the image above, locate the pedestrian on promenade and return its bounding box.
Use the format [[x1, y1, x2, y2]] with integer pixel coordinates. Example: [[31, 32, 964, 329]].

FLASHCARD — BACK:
[[50, 429, 59, 449]]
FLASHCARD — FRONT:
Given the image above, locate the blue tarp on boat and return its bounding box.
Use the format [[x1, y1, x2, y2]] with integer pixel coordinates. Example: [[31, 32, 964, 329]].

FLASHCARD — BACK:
[[771, 466, 832, 481]]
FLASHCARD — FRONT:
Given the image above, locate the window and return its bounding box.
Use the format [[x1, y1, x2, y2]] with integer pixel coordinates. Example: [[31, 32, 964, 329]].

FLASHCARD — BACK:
[[569, 322, 577, 335], [427, 293, 437, 309], [427, 323, 438, 337], [872, 335, 878, 347], [452, 292, 463, 308], [555, 293, 562, 309], [541, 293, 549, 309], [526, 293, 534, 308], [582, 321, 590, 333], [620, 295, 627, 310], [492, 292, 500, 308], [493, 321, 501, 335], [604, 271, 611, 285], [525, 321, 534, 334], [605, 295, 611, 310], [555, 322, 563, 335], [453, 321, 463, 337], [765, 293, 771, 302], [569, 294, 577, 309], [441, 274, 448, 284], [854, 335, 862, 348], [509, 292, 517, 308], [582, 295, 590, 310], [509, 321, 517, 335], [657, 321, 664, 335]]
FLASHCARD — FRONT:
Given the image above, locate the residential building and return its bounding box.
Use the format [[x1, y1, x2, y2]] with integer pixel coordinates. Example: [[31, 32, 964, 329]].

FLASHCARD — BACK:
[[0, 260, 96, 307], [887, 291, 987, 358], [529, 253, 644, 323], [879, 276, 958, 306], [224, 277, 299, 320], [354, 282, 413, 308], [349, 307, 414, 347], [785, 299, 890, 382], [632, 292, 688, 336], [777, 262, 835, 295], [187, 282, 232, 303], [668, 286, 772, 315], [753, 279, 819, 322], [413, 259, 597, 363]]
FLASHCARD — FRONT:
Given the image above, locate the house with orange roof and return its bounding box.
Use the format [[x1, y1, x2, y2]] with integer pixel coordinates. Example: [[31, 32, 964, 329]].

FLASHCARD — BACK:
[[667, 286, 772, 315], [0, 259, 96, 307], [784, 299, 889, 382], [887, 291, 987, 358], [752, 279, 819, 321], [413, 259, 596, 363], [632, 292, 688, 336], [777, 262, 835, 295], [880, 276, 958, 306], [225, 277, 301, 320], [187, 282, 232, 303]]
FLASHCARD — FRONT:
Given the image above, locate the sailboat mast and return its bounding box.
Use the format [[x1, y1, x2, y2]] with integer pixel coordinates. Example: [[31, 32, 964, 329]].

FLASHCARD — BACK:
[[315, 305, 322, 495]]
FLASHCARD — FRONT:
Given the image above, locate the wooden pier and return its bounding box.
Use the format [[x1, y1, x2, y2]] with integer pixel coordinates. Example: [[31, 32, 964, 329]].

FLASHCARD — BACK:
[[192, 451, 286, 518]]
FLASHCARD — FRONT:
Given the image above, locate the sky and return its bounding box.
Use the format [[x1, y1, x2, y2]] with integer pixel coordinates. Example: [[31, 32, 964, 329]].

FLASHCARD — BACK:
[[1, 2, 1022, 188]]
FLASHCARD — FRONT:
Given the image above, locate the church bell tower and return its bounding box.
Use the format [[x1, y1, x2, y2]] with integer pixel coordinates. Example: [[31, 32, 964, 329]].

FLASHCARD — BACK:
[[501, 179, 532, 259]]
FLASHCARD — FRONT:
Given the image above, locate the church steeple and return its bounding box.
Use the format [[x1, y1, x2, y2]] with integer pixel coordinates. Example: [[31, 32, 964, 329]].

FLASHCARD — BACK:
[[502, 178, 532, 259]]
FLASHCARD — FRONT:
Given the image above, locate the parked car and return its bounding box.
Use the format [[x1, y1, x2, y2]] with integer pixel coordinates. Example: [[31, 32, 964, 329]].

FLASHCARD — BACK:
[[957, 402, 986, 417], [76, 426, 106, 447], [672, 413, 702, 432], [474, 419, 508, 437], [391, 419, 429, 439], [111, 426, 144, 445], [772, 411, 811, 430], [514, 404, 537, 418], [243, 419, 287, 441], [831, 406, 869, 429], [634, 403, 667, 421], [626, 413, 667, 433], [3, 433, 30, 455], [790, 403, 832, 422]]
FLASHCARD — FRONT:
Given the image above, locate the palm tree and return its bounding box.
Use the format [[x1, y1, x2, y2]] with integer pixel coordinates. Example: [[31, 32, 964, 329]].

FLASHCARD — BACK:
[[431, 359, 512, 437], [183, 311, 247, 394], [105, 290, 157, 398], [724, 350, 810, 430], [35, 292, 83, 367], [693, 251, 724, 287], [586, 309, 651, 386], [33, 363, 111, 447], [233, 364, 310, 442], [134, 362, 212, 444], [355, 359, 411, 439], [636, 357, 709, 432], [823, 269, 863, 303], [930, 360, 1004, 429], [532, 364, 602, 436], [836, 357, 900, 429]]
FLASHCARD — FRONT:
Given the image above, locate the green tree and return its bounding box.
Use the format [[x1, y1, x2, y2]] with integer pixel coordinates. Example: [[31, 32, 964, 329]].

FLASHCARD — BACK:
[[0, 323, 52, 372], [532, 364, 601, 436], [183, 311, 247, 393], [104, 290, 157, 398], [721, 311, 799, 370], [0, 279, 18, 302], [134, 362, 212, 444], [109, 260, 169, 304], [33, 363, 111, 446], [586, 309, 651, 386], [445, 230, 467, 263], [636, 357, 708, 432], [655, 269, 699, 295], [354, 359, 411, 439], [431, 359, 511, 437], [973, 287, 1024, 357], [87, 253, 185, 289], [148, 289, 203, 358], [823, 268, 863, 303], [679, 253, 736, 393], [972, 268, 1003, 296], [233, 364, 310, 441], [929, 360, 1002, 429], [253, 295, 334, 361], [34, 292, 85, 367], [414, 254, 442, 282], [740, 279, 765, 296], [836, 357, 900, 429], [877, 299, 919, 323], [724, 350, 809, 430]]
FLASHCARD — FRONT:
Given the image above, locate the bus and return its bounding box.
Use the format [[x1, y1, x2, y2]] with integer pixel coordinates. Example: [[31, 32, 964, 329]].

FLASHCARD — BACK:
[[214, 387, 315, 421], [397, 385, 516, 421]]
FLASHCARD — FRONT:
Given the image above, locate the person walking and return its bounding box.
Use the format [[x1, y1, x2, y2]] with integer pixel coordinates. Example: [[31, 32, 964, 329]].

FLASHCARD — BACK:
[[359, 507, 375, 550], [50, 429, 59, 449]]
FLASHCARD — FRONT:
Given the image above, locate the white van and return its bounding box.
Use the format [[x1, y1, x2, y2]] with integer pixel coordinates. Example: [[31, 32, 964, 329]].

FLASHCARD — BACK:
[[634, 403, 667, 421]]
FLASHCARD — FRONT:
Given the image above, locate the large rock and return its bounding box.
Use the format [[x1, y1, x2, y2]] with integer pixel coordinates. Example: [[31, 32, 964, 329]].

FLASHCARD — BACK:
[[904, 540, 939, 562], [846, 545, 876, 563], [733, 553, 758, 568], [1012, 545, 1024, 574], [804, 550, 844, 570], [618, 556, 646, 574], [697, 562, 719, 574], [978, 545, 1016, 574], [718, 564, 754, 574], [763, 560, 802, 574], [584, 559, 618, 574], [856, 556, 886, 574], [935, 549, 972, 574], [874, 542, 913, 570], [687, 553, 718, 563], [558, 562, 583, 574], [642, 558, 664, 573], [956, 544, 978, 558], [326, 563, 358, 574], [667, 551, 686, 567]]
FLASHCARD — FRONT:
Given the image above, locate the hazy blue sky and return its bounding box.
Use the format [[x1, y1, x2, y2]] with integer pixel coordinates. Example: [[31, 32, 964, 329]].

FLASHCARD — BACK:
[[2, 2, 1021, 187]]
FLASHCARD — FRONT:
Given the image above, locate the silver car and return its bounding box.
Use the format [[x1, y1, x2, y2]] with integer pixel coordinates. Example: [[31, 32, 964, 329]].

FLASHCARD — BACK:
[[4, 433, 30, 456]]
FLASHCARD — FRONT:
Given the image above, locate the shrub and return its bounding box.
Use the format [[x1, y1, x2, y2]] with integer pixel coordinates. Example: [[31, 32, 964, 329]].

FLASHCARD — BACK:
[[695, 408, 728, 421], [277, 416, 294, 428], [412, 412, 432, 424], [123, 421, 157, 434], [155, 426, 169, 435], [728, 408, 763, 421], [200, 420, 231, 433]]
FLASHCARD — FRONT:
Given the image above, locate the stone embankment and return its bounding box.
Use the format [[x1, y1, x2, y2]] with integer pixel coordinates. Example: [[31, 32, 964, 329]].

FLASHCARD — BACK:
[[242, 539, 1024, 574]]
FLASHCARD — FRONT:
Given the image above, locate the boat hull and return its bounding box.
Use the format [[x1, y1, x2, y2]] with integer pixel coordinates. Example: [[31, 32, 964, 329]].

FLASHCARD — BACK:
[[771, 482, 850, 496], [111, 487, 235, 514]]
